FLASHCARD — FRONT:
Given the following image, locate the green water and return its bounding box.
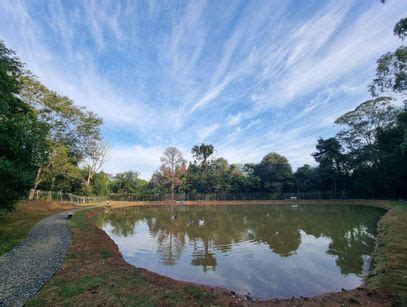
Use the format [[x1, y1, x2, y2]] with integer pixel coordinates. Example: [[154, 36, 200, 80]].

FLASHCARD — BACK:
[[99, 204, 385, 299]]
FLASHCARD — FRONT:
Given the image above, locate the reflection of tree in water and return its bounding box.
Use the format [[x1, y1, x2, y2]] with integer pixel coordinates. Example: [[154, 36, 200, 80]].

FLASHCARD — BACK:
[[156, 230, 184, 265], [102, 204, 384, 275], [191, 239, 217, 272]]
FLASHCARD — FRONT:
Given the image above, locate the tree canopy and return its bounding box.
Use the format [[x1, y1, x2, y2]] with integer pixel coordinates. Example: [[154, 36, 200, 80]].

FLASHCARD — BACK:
[[0, 41, 50, 210]]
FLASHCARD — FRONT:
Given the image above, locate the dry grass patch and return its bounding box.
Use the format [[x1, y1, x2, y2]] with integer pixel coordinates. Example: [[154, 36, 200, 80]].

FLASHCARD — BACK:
[[0, 201, 76, 255]]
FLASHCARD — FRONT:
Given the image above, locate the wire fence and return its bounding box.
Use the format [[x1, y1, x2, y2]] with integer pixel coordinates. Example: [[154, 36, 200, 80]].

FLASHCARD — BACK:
[[31, 190, 389, 205], [109, 190, 383, 202], [31, 190, 108, 205]]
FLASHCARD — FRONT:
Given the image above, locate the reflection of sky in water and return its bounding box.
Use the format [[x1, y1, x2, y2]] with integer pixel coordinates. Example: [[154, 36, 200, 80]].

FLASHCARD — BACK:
[[101, 205, 383, 299]]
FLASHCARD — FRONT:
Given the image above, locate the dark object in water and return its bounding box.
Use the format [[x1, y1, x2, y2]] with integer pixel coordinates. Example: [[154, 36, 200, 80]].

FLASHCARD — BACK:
[[67, 212, 73, 219]]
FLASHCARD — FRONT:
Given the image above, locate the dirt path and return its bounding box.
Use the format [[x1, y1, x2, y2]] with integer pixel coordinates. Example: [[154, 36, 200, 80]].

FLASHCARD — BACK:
[[0, 210, 76, 306]]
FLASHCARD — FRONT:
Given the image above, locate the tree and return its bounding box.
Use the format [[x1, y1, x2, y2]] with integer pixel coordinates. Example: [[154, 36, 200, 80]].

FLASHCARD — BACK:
[[110, 171, 148, 197], [83, 141, 110, 193], [191, 143, 214, 169], [0, 41, 50, 210], [312, 138, 347, 192], [159, 147, 186, 200], [21, 76, 103, 198], [369, 46, 407, 96], [90, 172, 111, 196], [394, 17, 407, 40], [334, 97, 400, 193], [335, 97, 399, 149], [294, 165, 320, 192], [370, 16, 407, 96], [398, 106, 407, 152], [253, 153, 293, 193], [37, 144, 81, 192], [148, 170, 168, 193]]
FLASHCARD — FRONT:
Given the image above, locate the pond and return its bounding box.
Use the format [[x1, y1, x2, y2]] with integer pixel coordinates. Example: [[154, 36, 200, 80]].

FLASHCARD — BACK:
[[98, 204, 385, 299]]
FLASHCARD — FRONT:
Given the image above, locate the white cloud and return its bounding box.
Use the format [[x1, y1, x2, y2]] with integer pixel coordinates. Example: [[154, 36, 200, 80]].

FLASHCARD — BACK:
[[104, 145, 164, 180], [197, 123, 220, 141], [226, 112, 242, 126], [251, 1, 403, 108]]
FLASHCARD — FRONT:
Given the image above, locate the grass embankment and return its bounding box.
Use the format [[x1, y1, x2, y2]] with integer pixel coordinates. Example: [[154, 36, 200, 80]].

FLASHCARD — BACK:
[[366, 201, 407, 305], [27, 200, 405, 306], [0, 201, 76, 256]]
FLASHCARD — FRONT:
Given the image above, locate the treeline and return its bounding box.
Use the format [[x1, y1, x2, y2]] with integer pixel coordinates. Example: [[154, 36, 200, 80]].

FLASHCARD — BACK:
[[1, 40, 109, 210]]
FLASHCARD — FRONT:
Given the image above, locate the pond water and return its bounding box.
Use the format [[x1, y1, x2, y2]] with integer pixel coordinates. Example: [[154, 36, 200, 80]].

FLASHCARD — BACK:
[[98, 204, 385, 299]]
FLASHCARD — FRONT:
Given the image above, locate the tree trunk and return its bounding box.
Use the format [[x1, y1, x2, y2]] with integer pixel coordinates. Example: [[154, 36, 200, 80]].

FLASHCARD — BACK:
[[85, 169, 93, 186], [28, 166, 43, 201], [170, 182, 175, 201], [50, 177, 56, 191]]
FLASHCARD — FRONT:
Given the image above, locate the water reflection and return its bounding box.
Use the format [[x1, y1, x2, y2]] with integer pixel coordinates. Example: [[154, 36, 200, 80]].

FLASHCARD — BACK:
[[99, 204, 384, 298]]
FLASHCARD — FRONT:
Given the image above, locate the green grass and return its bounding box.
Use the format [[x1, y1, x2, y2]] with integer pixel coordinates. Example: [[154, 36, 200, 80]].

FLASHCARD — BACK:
[[59, 275, 105, 299], [25, 298, 46, 307], [68, 210, 90, 230], [366, 201, 407, 304], [118, 274, 146, 287], [161, 290, 183, 304], [120, 293, 154, 306], [65, 250, 85, 259], [184, 286, 217, 301], [99, 250, 115, 259], [0, 210, 44, 255]]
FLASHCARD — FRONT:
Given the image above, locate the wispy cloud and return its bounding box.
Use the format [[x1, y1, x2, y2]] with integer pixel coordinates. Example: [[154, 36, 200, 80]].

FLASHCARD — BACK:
[[0, 0, 405, 178], [197, 123, 220, 141]]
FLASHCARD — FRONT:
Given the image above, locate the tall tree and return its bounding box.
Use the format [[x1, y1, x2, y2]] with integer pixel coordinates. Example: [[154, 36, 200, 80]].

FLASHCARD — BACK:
[[369, 46, 407, 96], [370, 16, 407, 97], [394, 17, 407, 40], [191, 143, 214, 169], [335, 97, 399, 149], [110, 171, 148, 197], [159, 147, 186, 200], [312, 138, 347, 192], [0, 41, 49, 210], [253, 152, 293, 193], [90, 172, 111, 196], [82, 141, 110, 194], [21, 76, 103, 198], [294, 164, 320, 192]]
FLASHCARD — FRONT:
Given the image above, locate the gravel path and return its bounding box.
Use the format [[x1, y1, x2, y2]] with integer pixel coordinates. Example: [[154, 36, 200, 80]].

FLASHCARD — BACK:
[[0, 210, 78, 306]]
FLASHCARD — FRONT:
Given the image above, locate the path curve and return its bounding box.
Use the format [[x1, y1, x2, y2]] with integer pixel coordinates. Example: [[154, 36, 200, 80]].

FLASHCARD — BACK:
[[0, 210, 78, 306]]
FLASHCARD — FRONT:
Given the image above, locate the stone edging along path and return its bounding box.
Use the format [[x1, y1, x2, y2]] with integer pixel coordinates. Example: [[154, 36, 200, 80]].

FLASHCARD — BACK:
[[0, 207, 95, 306]]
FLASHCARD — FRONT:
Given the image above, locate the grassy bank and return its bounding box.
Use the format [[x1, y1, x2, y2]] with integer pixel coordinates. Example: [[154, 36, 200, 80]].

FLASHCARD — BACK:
[[0, 201, 76, 256], [27, 200, 403, 306], [366, 201, 407, 305]]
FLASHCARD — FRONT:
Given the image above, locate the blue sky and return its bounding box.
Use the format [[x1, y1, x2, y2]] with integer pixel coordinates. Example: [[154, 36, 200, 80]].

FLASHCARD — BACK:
[[1, 0, 405, 179]]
